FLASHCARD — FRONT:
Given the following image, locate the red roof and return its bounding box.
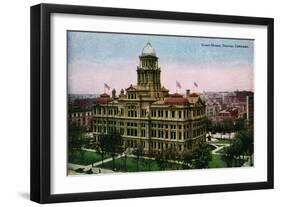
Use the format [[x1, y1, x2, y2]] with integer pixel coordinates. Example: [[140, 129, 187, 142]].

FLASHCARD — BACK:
[[95, 93, 112, 104], [164, 93, 189, 105], [218, 108, 238, 118]]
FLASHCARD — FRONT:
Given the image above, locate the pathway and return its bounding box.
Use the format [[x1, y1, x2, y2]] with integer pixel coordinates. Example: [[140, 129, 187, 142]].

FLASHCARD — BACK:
[[208, 142, 230, 155]]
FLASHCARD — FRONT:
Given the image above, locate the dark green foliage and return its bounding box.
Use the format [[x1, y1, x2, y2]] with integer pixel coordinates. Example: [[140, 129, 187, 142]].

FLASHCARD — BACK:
[[98, 130, 123, 170], [68, 124, 86, 150], [223, 128, 254, 167], [182, 150, 193, 169], [154, 148, 179, 170], [209, 118, 246, 134], [68, 124, 87, 159], [132, 143, 144, 171], [234, 118, 246, 131], [192, 143, 212, 169]]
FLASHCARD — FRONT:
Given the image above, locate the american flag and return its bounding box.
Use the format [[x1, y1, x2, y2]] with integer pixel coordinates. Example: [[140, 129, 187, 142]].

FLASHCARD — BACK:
[[104, 83, 111, 90], [194, 82, 198, 87], [176, 81, 182, 89]]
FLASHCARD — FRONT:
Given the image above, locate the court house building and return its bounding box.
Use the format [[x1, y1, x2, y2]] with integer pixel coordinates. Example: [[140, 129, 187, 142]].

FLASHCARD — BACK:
[[92, 42, 206, 155]]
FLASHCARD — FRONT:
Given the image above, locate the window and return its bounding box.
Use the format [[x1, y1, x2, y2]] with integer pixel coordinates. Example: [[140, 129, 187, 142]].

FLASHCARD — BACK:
[[141, 129, 146, 137], [179, 132, 182, 140], [128, 105, 137, 117], [158, 110, 163, 117], [128, 93, 137, 99], [171, 125, 176, 130], [151, 110, 157, 117], [141, 109, 146, 117], [171, 111, 175, 118], [151, 130, 157, 137], [170, 131, 176, 139], [179, 111, 182, 118]]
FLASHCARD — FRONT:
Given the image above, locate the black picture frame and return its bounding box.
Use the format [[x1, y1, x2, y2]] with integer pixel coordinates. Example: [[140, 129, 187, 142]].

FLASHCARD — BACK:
[[30, 3, 274, 204]]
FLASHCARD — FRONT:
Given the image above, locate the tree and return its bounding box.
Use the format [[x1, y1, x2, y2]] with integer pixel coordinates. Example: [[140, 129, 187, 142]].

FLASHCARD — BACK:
[[223, 129, 253, 167], [133, 143, 144, 171], [96, 134, 107, 167], [68, 124, 87, 161], [181, 150, 193, 169], [223, 118, 234, 139], [165, 147, 177, 169], [122, 142, 128, 172], [143, 151, 152, 171], [192, 143, 212, 169], [235, 128, 254, 165], [155, 151, 167, 170], [223, 145, 235, 167], [98, 130, 123, 170], [234, 118, 246, 131], [231, 138, 244, 166]]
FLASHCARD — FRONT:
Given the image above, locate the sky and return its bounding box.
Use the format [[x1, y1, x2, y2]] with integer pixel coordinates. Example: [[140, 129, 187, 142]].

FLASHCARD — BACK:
[[67, 31, 254, 94]]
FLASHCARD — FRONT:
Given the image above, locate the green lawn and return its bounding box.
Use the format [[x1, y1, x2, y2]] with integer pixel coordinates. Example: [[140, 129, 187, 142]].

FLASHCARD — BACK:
[[97, 156, 183, 172], [208, 154, 247, 168], [208, 154, 227, 168], [68, 150, 110, 165], [69, 149, 244, 171], [214, 139, 232, 145]]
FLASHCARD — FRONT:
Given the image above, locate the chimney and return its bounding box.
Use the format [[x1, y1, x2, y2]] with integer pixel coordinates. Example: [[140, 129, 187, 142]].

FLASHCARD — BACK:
[[186, 89, 190, 97], [112, 88, 116, 99]]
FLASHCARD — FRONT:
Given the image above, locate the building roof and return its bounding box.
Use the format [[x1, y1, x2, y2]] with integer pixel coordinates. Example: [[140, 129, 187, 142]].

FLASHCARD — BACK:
[[70, 98, 93, 110], [164, 93, 189, 105], [95, 93, 112, 104], [141, 42, 156, 57], [218, 107, 238, 117]]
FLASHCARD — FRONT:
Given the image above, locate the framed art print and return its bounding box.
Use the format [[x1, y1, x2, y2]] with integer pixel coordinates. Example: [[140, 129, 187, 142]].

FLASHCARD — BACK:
[[30, 3, 274, 203]]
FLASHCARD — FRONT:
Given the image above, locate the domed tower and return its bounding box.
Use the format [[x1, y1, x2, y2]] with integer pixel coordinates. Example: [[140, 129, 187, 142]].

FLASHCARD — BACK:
[[137, 41, 161, 90]]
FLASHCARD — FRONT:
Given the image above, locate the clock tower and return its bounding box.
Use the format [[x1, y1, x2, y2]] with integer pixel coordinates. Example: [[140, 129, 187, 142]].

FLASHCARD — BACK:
[[137, 42, 161, 90]]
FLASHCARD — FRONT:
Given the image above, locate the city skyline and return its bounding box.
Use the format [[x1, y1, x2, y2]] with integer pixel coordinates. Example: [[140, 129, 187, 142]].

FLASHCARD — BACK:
[[68, 31, 254, 94]]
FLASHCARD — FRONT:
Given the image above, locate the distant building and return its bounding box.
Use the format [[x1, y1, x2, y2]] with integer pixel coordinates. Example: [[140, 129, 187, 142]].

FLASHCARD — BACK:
[[218, 107, 239, 119], [205, 100, 221, 117], [91, 42, 206, 155], [68, 110, 93, 131], [223, 92, 236, 105], [68, 98, 94, 131]]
